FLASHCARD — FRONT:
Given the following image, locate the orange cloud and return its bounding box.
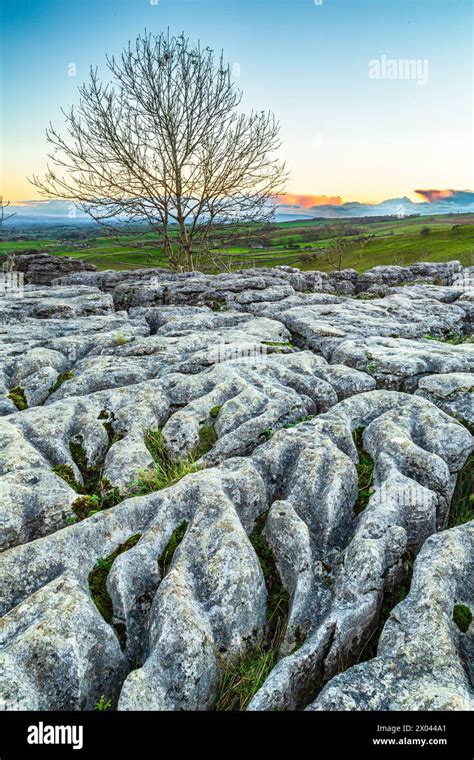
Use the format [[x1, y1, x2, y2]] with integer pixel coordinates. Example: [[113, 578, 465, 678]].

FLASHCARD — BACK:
[[276, 194, 343, 208], [414, 189, 456, 203]]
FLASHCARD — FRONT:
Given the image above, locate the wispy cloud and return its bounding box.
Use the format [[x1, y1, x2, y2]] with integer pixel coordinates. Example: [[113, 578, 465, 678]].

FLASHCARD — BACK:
[[414, 189, 456, 203], [276, 194, 343, 208]]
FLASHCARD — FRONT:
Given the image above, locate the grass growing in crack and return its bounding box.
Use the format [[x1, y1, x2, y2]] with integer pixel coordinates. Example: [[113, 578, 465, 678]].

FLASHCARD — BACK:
[[97, 410, 125, 446], [209, 404, 222, 419], [133, 459, 198, 495], [94, 695, 112, 711], [283, 415, 314, 429], [214, 646, 280, 712], [47, 371, 74, 396], [262, 340, 294, 349], [52, 464, 81, 492], [366, 361, 377, 375], [214, 513, 289, 711], [132, 429, 199, 495], [89, 533, 141, 643], [8, 386, 27, 410], [423, 332, 473, 345], [158, 521, 188, 577], [72, 479, 122, 521], [453, 604, 472, 633], [260, 427, 273, 442], [69, 439, 102, 494], [447, 454, 473, 528], [132, 426, 217, 495], [355, 292, 379, 300], [352, 427, 375, 514], [54, 435, 123, 523]]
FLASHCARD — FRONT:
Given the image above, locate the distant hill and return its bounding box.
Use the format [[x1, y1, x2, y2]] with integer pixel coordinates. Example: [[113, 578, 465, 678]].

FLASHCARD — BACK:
[[275, 193, 474, 222], [6, 193, 474, 226]]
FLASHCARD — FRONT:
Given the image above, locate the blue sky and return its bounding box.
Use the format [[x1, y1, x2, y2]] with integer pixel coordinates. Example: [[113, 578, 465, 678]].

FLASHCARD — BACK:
[[1, 0, 472, 203]]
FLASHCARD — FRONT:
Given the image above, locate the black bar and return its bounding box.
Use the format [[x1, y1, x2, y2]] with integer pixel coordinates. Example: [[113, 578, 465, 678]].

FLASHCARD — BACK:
[[1, 710, 471, 758]]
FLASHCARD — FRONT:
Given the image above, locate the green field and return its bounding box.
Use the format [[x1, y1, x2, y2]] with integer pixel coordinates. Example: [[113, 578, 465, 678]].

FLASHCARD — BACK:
[[1, 213, 473, 272]]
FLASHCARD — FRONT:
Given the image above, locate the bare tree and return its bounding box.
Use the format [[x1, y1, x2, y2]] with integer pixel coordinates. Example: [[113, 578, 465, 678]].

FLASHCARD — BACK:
[[0, 199, 17, 274], [31, 31, 287, 272], [325, 231, 374, 271], [325, 235, 351, 271]]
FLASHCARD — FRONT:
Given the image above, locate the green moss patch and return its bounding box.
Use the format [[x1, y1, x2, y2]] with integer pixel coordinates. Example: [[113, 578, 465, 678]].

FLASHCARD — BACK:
[[55, 436, 123, 522], [262, 340, 294, 349], [8, 386, 27, 411], [71, 480, 121, 521], [193, 424, 218, 459], [89, 534, 141, 645], [48, 371, 74, 396], [52, 464, 81, 492], [453, 604, 472, 633], [158, 521, 188, 577], [259, 427, 273, 442], [209, 405, 222, 419], [352, 427, 375, 514], [70, 439, 102, 495]]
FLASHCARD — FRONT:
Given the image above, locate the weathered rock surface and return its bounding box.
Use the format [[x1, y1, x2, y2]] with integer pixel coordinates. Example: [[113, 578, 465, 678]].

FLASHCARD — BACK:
[[0, 261, 472, 712], [330, 337, 474, 391], [4, 250, 96, 285], [307, 522, 474, 711], [415, 373, 474, 425], [55, 260, 469, 299]]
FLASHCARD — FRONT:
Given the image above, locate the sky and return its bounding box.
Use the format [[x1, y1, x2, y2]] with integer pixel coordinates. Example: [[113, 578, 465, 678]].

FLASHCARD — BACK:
[[1, 0, 472, 204]]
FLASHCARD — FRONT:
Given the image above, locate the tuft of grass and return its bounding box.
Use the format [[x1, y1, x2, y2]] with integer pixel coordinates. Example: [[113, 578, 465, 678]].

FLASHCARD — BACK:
[[366, 361, 377, 375], [89, 534, 141, 630], [352, 427, 375, 514], [447, 455, 473, 528], [48, 371, 74, 395], [453, 604, 472, 633], [260, 427, 273, 442], [132, 428, 200, 495], [8, 386, 27, 411], [158, 521, 188, 577], [94, 695, 112, 711], [214, 514, 289, 711], [214, 645, 280, 712], [132, 459, 198, 495]]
